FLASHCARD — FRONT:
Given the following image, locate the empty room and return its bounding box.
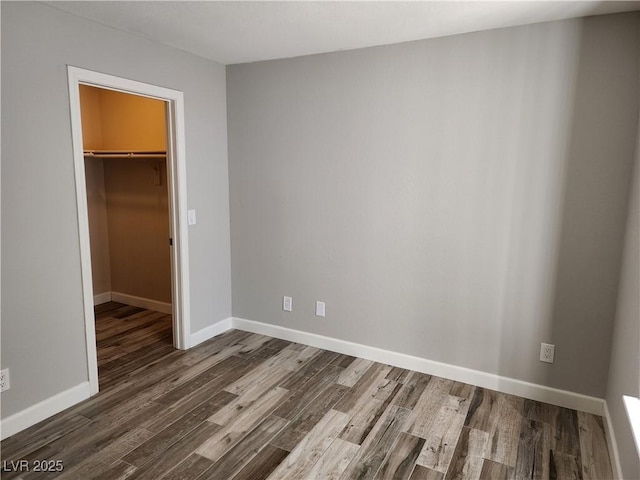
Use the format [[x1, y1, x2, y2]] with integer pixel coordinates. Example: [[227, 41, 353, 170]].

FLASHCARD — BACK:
[[1, 2, 639, 479]]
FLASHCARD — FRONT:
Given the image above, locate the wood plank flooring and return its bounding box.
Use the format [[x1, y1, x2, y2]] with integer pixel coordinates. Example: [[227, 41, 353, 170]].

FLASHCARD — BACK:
[[1, 304, 613, 479]]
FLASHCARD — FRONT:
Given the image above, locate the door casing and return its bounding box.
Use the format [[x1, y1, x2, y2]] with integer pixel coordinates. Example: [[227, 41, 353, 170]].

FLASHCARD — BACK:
[[67, 66, 192, 395]]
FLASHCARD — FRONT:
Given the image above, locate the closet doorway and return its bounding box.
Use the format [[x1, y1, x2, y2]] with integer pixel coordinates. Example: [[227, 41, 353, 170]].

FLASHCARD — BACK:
[[68, 67, 191, 395]]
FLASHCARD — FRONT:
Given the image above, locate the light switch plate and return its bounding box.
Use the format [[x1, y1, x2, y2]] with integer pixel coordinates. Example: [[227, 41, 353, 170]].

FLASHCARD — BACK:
[[283, 296, 292, 312], [188, 209, 196, 226]]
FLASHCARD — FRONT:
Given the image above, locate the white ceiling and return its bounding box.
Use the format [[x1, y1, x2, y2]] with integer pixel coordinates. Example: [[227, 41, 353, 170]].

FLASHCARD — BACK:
[[45, 1, 640, 65]]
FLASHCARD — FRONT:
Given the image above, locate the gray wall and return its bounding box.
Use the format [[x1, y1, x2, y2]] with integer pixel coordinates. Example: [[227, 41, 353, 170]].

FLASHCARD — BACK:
[[1, 2, 232, 418], [228, 13, 639, 397], [606, 126, 640, 479]]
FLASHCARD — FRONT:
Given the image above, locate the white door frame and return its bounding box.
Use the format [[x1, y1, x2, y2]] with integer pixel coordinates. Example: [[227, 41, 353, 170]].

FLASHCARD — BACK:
[[67, 66, 192, 395]]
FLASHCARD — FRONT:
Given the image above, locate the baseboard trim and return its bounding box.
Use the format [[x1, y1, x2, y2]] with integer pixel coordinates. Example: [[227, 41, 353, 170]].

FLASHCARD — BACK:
[[232, 317, 605, 416], [93, 291, 112, 305], [111, 292, 172, 314], [604, 401, 623, 479], [0, 382, 91, 440], [190, 317, 233, 347]]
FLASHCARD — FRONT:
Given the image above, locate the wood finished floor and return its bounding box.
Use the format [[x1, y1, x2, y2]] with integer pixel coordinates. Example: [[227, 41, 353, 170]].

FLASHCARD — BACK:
[[1, 303, 613, 480]]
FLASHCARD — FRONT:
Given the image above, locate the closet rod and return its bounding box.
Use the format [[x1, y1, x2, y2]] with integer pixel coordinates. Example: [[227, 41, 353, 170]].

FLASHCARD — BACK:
[[84, 151, 166, 159]]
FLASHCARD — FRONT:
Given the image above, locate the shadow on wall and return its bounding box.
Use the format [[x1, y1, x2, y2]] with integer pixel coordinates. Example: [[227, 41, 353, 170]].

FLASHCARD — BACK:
[[496, 15, 638, 397]]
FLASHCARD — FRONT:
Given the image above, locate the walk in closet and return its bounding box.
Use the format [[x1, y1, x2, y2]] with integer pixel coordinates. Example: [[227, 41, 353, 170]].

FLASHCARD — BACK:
[[80, 85, 173, 315]]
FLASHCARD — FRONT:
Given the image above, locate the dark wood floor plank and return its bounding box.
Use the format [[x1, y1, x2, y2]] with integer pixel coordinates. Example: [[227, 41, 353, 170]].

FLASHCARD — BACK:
[[52, 427, 152, 480], [90, 460, 136, 480], [305, 438, 360, 479], [123, 391, 236, 468], [266, 409, 351, 480], [552, 407, 582, 458], [163, 454, 214, 480], [271, 383, 349, 451], [416, 394, 468, 473], [334, 363, 392, 414], [230, 445, 289, 480], [339, 405, 412, 480], [280, 350, 342, 391], [392, 371, 432, 410], [443, 427, 489, 480], [0, 412, 91, 461], [99, 342, 174, 378], [126, 422, 221, 480], [549, 450, 583, 480], [187, 330, 254, 361], [374, 432, 425, 480], [96, 310, 168, 342], [154, 354, 249, 405], [514, 418, 550, 480], [340, 381, 402, 445], [273, 364, 344, 420], [407, 377, 454, 438], [199, 415, 288, 480], [523, 398, 558, 425], [410, 465, 445, 480], [331, 354, 358, 369], [483, 394, 524, 467], [337, 358, 375, 387], [577, 411, 613, 480], [464, 388, 499, 433], [235, 337, 292, 362], [386, 366, 411, 383], [196, 387, 289, 462], [479, 459, 512, 479]]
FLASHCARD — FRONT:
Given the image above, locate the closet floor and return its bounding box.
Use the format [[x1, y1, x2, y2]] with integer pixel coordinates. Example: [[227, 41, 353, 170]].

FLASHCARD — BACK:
[[1, 318, 613, 480], [95, 301, 174, 390]]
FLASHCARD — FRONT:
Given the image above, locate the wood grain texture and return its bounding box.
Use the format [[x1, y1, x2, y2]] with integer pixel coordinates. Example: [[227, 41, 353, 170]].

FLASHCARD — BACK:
[[199, 415, 288, 480], [479, 459, 512, 479], [549, 450, 583, 480], [374, 432, 425, 480], [576, 411, 613, 480], [162, 454, 214, 480], [197, 387, 289, 461], [0, 305, 612, 480], [407, 377, 454, 438], [513, 418, 550, 480], [417, 395, 468, 473], [410, 465, 445, 480], [339, 405, 413, 480], [266, 409, 350, 480], [305, 438, 360, 480], [444, 427, 489, 480], [230, 445, 289, 480], [271, 383, 349, 451], [483, 394, 524, 467]]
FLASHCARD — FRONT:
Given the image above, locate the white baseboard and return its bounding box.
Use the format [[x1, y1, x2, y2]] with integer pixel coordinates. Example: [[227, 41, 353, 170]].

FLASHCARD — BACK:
[[111, 292, 172, 314], [232, 317, 605, 416], [0, 382, 91, 440], [190, 317, 233, 347], [604, 401, 623, 479], [1, 317, 607, 442], [93, 291, 112, 305]]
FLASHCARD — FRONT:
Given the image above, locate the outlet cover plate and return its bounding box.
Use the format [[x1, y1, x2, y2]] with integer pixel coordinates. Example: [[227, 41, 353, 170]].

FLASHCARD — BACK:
[[283, 296, 292, 312], [0, 368, 10, 392], [540, 343, 555, 363], [315, 301, 326, 317]]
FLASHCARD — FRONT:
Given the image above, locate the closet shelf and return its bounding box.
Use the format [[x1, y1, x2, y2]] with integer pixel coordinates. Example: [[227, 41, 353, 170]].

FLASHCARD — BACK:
[[84, 150, 166, 159]]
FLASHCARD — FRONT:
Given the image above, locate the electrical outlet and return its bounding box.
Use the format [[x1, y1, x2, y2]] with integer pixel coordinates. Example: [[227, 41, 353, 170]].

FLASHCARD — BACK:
[[315, 301, 326, 317], [0, 368, 10, 392], [283, 296, 292, 312], [540, 343, 555, 363]]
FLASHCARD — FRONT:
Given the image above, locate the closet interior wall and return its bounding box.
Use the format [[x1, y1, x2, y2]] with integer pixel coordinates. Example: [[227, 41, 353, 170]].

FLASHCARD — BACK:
[[80, 85, 172, 306]]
